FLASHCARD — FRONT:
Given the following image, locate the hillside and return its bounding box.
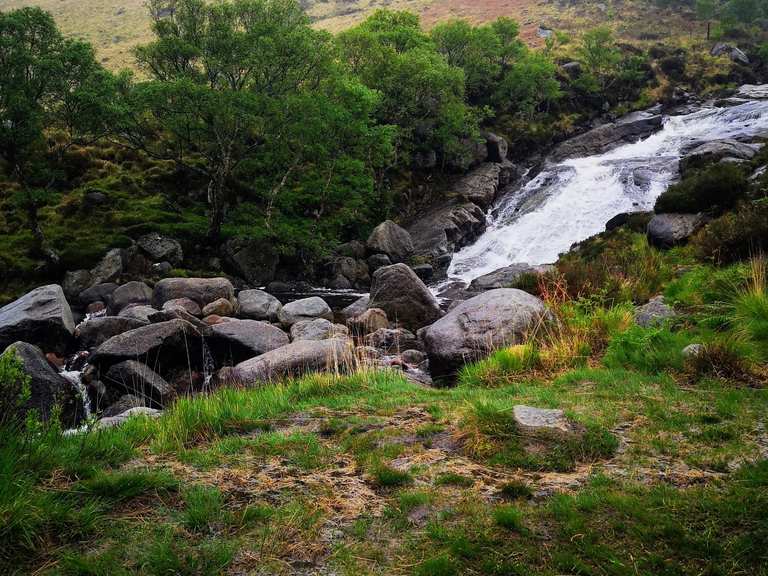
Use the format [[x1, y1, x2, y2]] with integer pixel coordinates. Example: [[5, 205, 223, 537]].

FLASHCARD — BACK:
[[0, 0, 698, 69]]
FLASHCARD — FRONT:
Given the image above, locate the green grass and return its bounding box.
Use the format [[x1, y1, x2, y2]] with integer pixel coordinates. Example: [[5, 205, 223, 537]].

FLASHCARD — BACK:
[[492, 504, 525, 531], [182, 485, 227, 533]]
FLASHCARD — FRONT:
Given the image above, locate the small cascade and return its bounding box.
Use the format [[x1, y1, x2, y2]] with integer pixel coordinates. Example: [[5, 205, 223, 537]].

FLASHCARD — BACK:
[[201, 337, 216, 390], [60, 367, 92, 420]]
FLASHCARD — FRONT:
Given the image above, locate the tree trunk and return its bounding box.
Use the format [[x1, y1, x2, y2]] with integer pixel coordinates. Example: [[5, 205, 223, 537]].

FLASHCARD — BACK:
[[707, 21, 711, 40], [24, 192, 59, 267], [207, 175, 225, 242]]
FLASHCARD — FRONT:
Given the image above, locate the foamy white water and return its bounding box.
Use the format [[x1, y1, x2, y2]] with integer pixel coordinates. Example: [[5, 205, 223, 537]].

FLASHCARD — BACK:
[[448, 100, 768, 283]]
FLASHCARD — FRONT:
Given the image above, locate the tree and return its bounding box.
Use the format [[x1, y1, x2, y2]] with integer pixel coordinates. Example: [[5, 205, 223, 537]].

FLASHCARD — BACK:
[[115, 0, 337, 240], [496, 51, 561, 119], [696, 0, 717, 39], [577, 27, 621, 97], [0, 7, 109, 265]]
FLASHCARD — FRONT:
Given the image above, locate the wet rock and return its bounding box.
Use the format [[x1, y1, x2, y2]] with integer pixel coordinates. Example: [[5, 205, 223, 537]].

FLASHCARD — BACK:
[[468, 263, 550, 292], [162, 297, 202, 317], [118, 305, 159, 323], [550, 110, 663, 161], [366, 220, 414, 264], [485, 133, 508, 163], [453, 163, 506, 210], [366, 254, 392, 275], [680, 139, 760, 174], [111, 281, 153, 313], [237, 289, 282, 321], [412, 264, 434, 283], [369, 264, 442, 331], [278, 297, 333, 327], [2, 341, 84, 427], [647, 213, 706, 249], [152, 277, 235, 309], [86, 301, 107, 316], [90, 248, 124, 286], [635, 296, 676, 327], [75, 316, 148, 350], [341, 295, 370, 322], [0, 285, 75, 354], [233, 338, 354, 383], [347, 308, 389, 336], [209, 319, 289, 364], [137, 233, 183, 266], [418, 289, 550, 379], [290, 318, 348, 341], [104, 360, 173, 407], [202, 297, 234, 318], [90, 319, 206, 374], [366, 328, 420, 354]]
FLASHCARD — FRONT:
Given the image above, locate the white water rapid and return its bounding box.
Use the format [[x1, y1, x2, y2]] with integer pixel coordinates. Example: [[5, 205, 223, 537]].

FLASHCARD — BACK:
[[447, 99, 768, 284]]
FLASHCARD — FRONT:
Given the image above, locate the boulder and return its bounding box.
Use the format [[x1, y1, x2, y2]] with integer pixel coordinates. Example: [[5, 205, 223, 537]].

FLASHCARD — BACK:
[[336, 240, 366, 259], [63, 270, 93, 300], [411, 264, 434, 283], [290, 318, 348, 341], [561, 61, 582, 77], [366, 220, 414, 264], [137, 233, 183, 266], [0, 285, 75, 354], [79, 283, 118, 307], [103, 360, 173, 407], [222, 238, 278, 286], [401, 349, 427, 366], [683, 343, 705, 358], [162, 298, 202, 317], [152, 277, 235, 309], [102, 394, 146, 417], [118, 305, 159, 323], [341, 295, 370, 322], [233, 338, 354, 383], [2, 341, 84, 427], [680, 139, 759, 174], [468, 264, 550, 292], [90, 319, 206, 374], [711, 42, 750, 65], [147, 308, 213, 334], [90, 248, 124, 286], [453, 163, 504, 210], [485, 133, 508, 163], [347, 308, 389, 336], [277, 297, 333, 327], [550, 111, 663, 161], [737, 84, 768, 99], [110, 281, 153, 313], [238, 289, 282, 321], [407, 202, 487, 273], [96, 407, 162, 429], [75, 316, 149, 350], [418, 289, 550, 378], [323, 257, 370, 290], [367, 254, 392, 275], [202, 297, 235, 318], [635, 296, 676, 327], [647, 213, 706, 249], [365, 328, 420, 354], [368, 264, 442, 331], [209, 320, 290, 364]]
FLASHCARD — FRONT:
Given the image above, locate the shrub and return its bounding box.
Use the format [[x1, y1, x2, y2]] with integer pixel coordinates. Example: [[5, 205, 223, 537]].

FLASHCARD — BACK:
[[693, 200, 768, 264], [684, 342, 762, 386], [499, 480, 533, 500], [603, 325, 692, 373], [493, 504, 525, 530], [0, 349, 31, 429], [655, 164, 748, 215]]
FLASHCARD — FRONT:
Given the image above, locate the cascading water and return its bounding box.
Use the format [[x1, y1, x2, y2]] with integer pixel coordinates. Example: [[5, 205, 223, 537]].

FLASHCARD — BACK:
[[447, 99, 768, 284]]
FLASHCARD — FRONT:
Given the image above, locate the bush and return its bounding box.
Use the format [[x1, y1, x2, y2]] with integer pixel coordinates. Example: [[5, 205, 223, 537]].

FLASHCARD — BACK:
[[684, 342, 762, 386], [693, 200, 768, 264], [655, 164, 748, 215], [603, 325, 692, 373]]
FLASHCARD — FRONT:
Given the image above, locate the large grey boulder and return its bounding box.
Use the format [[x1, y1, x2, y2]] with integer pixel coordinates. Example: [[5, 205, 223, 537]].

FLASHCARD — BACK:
[[75, 316, 149, 350], [366, 328, 420, 354], [2, 341, 84, 427], [222, 238, 278, 286], [290, 318, 348, 341], [453, 163, 505, 210], [418, 289, 549, 378], [368, 264, 442, 331], [63, 270, 93, 300], [162, 298, 202, 317], [79, 283, 118, 307], [0, 285, 75, 354], [233, 338, 354, 383], [278, 297, 333, 327], [237, 289, 282, 321], [103, 360, 173, 407], [680, 139, 760, 174], [551, 111, 663, 161], [96, 407, 162, 429], [209, 320, 289, 364], [469, 264, 551, 292], [90, 319, 206, 373], [711, 42, 750, 65], [647, 213, 706, 249], [90, 248, 124, 286], [118, 305, 159, 323], [341, 295, 370, 322], [111, 281, 153, 314], [152, 277, 235, 309], [635, 296, 676, 327], [366, 220, 414, 264], [485, 133, 508, 163], [137, 233, 183, 266]]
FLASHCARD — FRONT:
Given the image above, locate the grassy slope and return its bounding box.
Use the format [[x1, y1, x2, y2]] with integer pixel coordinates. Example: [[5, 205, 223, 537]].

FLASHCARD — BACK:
[[0, 0, 704, 69], [3, 243, 768, 575]]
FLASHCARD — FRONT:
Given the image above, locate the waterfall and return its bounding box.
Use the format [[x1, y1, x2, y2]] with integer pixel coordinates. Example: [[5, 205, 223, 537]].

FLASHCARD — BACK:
[[447, 99, 768, 284], [60, 368, 93, 420]]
